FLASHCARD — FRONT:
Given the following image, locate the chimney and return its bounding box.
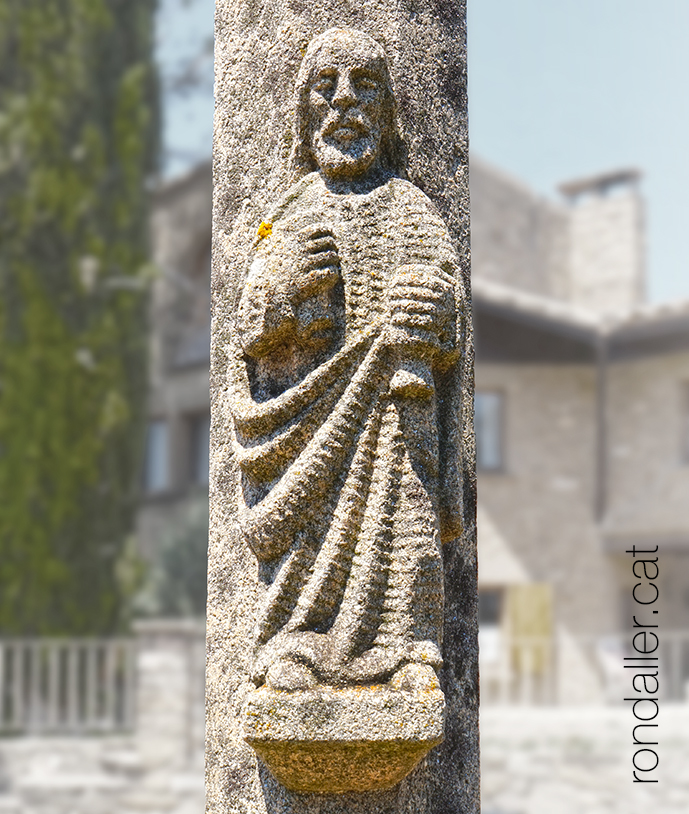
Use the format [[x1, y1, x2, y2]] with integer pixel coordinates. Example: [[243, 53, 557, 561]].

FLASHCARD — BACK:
[[559, 168, 645, 315]]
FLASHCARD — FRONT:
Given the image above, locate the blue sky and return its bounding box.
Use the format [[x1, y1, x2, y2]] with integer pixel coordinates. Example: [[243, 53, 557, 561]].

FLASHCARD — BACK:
[[157, 0, 689, 303], [156, 0, 214, 177]]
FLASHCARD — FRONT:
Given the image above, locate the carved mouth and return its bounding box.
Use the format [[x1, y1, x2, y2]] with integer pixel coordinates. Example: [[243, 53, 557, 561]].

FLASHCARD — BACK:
[[331, 126, 360, 143], [312, 117, 379, 177], [324, 118, 368, 143]]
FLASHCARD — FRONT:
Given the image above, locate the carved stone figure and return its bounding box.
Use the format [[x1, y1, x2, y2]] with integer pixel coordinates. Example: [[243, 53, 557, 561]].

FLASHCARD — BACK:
[[227, 27, 468, 794]]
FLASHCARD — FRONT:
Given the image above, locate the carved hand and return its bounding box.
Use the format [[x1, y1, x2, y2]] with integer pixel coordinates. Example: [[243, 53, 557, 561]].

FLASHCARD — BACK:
[[237, 224, 341, 359], [288, 225, 342, 350], [386, 264, 456, 355], [287, 224, 341, 305], [385, 264, 456, 400]]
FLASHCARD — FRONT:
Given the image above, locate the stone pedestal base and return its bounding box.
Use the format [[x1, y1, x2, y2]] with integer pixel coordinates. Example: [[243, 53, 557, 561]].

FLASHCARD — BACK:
[[242, 686, 444, 794]]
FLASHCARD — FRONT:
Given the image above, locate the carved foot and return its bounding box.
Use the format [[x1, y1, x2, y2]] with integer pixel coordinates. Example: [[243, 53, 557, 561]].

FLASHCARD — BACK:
[[265, 658, 318, 691], [389, 663, 440, 692]]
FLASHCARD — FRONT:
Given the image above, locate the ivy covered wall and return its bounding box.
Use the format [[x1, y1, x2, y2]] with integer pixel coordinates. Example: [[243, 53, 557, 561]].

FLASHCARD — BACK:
[[0, 0, 158, 634]]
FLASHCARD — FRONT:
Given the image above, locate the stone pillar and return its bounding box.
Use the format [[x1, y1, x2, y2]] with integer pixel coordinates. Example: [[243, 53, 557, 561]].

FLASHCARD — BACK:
[[208, 4, 476, 813]]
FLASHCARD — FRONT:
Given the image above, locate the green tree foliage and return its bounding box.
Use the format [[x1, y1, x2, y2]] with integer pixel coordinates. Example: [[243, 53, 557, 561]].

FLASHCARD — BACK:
[[0, 0, 158, 634]]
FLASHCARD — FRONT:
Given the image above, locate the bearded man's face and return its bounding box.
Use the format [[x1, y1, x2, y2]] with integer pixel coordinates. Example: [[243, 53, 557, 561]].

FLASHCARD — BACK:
[[307, 40, 387, 181]]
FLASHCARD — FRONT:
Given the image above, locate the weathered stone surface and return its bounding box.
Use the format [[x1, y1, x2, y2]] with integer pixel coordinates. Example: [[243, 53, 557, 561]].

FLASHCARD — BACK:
[[243, 685, 445, 744], [208, 3, 476, 812], [243, 685, 444, 793]]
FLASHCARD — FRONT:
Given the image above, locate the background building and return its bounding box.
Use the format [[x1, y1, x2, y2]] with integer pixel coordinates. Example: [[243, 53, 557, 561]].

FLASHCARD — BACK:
[[137, 164, 212, 566], [471, 157, 689, 701]]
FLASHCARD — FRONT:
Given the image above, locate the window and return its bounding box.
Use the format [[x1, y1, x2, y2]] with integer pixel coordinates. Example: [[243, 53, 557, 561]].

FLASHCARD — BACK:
[[683, 383, 689, 464], [188, 413, 210, 486], [174, 241, 211, 368], [144, 419, 169, 493], [475, 391, 503, 471], [479, 588, 503, 627], [190, 243, 211, 330], [478, 588, 504, 664]]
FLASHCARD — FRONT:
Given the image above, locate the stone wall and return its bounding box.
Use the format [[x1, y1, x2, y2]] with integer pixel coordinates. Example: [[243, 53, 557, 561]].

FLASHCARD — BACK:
[[470, 157, 570, 301], [471, 157, 646, 315], [149, 162, 212, 385], [604, 349, 689, 633], [137, 164, 212, 562], [476, 362, 618, 638], [605, 350, 689, 548], [567, 189, 645, 315], [475, 346, 689, 698]]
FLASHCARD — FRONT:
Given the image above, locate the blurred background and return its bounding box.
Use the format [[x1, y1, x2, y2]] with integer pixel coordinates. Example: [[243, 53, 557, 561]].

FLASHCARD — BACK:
[[0, 0, 688, 812]]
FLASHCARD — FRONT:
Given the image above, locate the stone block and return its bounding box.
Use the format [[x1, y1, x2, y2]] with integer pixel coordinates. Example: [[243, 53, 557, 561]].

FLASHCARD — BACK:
[[243, 685, 444, 793]]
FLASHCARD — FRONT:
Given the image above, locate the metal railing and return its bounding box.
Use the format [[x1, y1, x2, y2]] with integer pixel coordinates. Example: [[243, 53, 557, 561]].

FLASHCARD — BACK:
[[0, 638, 136, 734], [480, 629, 689, 706]]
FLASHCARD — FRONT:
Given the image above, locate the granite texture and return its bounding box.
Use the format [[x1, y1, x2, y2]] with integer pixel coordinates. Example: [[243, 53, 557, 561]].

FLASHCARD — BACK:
[[208, 4, 476, 812], [244, 685, 444, 793]]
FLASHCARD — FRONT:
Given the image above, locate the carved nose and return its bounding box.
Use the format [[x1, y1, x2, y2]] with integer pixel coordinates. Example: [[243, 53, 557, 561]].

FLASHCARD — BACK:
[[332, 75, 357, 108]]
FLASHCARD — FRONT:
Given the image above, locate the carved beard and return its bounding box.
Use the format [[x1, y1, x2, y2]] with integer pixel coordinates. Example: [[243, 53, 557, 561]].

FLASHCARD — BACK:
[[311, 112, 382, 180]]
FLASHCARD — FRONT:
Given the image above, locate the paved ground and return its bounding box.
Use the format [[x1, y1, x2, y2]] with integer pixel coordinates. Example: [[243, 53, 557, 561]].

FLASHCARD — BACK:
[[0, 738, 204, 814], [480, 705, 688, 814]]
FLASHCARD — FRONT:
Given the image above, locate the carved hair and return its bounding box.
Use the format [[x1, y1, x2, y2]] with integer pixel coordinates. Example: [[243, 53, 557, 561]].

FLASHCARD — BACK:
[[290, 27, 406, 179]]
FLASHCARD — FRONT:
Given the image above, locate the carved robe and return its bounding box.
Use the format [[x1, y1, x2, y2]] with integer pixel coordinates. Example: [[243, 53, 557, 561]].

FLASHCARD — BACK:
[[230, 171, 465, 686]]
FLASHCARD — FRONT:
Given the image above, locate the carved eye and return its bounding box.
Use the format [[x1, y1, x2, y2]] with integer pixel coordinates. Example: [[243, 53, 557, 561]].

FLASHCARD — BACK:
[[353, 75, 378, 93], [312, 73, 336, 96]]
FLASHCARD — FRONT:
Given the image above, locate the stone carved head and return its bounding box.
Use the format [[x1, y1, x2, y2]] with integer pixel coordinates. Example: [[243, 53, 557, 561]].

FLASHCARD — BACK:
[[291, 28, 406, 181]]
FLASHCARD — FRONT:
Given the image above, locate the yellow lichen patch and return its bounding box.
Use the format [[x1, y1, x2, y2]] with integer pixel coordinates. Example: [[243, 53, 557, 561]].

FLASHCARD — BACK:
[[257, 221, 273, 240]]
